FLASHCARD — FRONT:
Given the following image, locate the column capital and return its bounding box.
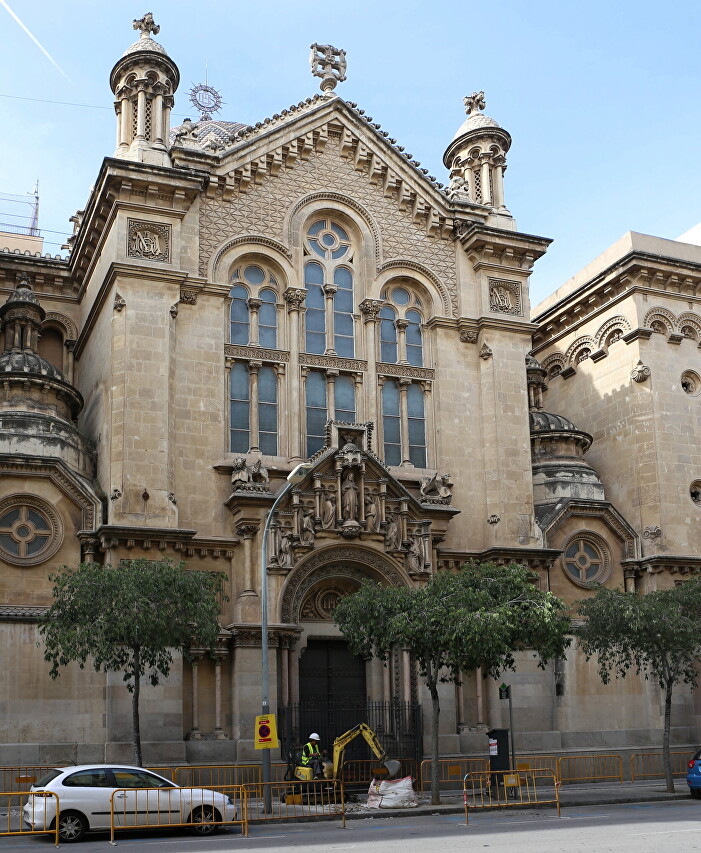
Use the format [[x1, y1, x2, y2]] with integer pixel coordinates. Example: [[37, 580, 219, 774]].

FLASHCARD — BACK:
[[395, 318, 409, 331], [284, 287, 306, 310], [248, 297, 262, 311], [359, 299, 384, 321]]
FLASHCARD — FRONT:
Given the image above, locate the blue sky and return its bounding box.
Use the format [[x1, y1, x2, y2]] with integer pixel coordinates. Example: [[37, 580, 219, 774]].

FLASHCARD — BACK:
[[1, 0, 700, 306]]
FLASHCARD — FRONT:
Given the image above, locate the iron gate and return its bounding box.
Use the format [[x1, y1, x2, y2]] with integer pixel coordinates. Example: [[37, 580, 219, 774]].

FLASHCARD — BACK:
[[278, 699, 422, 767]]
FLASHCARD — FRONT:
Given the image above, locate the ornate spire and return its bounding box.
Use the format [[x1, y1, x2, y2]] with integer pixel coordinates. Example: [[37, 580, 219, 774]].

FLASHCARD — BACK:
[[463, 91, 486, 116], [133, 12, 160, 39], [309, 43, 347, 93]]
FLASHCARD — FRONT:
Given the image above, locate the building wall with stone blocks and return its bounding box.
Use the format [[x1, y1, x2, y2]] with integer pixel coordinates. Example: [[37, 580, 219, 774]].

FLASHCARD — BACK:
[[1, 17, 701, 766]]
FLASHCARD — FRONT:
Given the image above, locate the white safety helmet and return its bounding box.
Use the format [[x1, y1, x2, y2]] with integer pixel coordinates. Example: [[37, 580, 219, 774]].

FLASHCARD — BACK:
[[309, 732, 321, 741]]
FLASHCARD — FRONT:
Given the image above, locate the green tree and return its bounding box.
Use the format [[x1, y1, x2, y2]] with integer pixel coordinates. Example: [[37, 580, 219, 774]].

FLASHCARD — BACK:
[[577, 580, 701, 793], [333, 561, 570, 804], [40, 559, 226, 766]]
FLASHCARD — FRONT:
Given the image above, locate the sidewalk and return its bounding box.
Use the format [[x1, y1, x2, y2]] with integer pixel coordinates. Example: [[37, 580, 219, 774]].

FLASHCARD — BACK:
[[341, 778, 691, 822]]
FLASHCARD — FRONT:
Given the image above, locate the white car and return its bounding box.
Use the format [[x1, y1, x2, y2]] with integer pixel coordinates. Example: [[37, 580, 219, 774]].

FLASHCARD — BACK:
[[23, 764, 238, 843]]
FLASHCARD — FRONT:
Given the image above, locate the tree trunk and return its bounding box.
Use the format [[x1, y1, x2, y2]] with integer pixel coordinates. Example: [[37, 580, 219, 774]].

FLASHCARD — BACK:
[[429, 675, 441, 806], [662, 681, 674, 793], [132, 648, 143, 767]]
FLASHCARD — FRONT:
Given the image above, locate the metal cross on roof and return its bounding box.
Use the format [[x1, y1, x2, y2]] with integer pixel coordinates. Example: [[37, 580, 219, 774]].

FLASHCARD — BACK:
[[309, 43, 347, 93], [133, 12, 160, 38]]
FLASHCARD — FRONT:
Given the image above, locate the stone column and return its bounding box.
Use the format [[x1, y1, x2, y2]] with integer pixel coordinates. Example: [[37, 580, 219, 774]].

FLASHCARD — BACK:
[[248, 298, 261, 346], [212, 654, 229, 739], [284, 288, 306, 462], [248, 361, 261, 452], [136, 87, 147, 140], [188, 654, 203, 739], [280, 643, 290, 707], [64, 340, 75, 384], [624, 568, 637, 593], [152, 92, 165, 149], [480, 155, 491, 206], [236, 524, 258, 597], [492, 161, 505, 209], [398, 379, 411, 465], [360, 300, 383, 426], [326, 370, 338, 420], [396, 318, 409, 364], [289, 647, 300, 705], [456, 678, 465, 729], [323, 284, 337, 355]]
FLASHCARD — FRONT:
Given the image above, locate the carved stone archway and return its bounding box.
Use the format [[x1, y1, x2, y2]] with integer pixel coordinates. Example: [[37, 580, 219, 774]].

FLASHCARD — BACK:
[[279, 544, 408, 625]]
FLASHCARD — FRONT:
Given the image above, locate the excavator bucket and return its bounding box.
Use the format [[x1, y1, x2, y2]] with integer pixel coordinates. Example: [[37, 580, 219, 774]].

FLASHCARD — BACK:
[[384, 759, 401, 778]]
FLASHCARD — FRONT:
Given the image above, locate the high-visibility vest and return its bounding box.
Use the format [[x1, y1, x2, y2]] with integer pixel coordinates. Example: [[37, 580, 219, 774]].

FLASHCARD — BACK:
[[300, 741, 320, 766]]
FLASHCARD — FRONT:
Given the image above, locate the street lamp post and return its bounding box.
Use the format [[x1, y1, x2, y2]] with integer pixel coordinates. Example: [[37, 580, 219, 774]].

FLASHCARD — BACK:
[[260, 463, 313, 809]]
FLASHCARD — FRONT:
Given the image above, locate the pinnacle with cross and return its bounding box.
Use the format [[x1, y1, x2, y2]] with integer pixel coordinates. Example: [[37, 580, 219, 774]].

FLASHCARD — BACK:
[[133, 12, 160, 39], [463, 91, 486, 116]]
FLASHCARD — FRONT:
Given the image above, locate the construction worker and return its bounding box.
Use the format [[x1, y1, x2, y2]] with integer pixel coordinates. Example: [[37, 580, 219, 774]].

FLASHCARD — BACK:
[[300, 732, 324, 778]]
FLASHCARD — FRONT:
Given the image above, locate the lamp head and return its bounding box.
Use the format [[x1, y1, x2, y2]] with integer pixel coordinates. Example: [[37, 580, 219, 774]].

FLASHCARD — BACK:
[[287, 462, 313, 485]]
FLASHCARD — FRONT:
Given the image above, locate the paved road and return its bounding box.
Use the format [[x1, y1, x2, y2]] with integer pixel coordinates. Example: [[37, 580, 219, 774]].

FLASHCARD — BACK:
[[4, 800, 701, 852]]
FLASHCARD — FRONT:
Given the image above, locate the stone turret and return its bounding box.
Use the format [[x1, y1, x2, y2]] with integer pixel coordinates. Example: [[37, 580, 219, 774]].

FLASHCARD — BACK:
[[443, 91, 511, 212], [110, 12, 179, 166]]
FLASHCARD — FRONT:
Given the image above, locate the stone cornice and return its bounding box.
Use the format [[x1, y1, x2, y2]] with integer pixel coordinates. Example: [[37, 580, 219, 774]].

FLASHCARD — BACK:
[[0, 604, 49, 622], [455, 222, 552, 271], [92, 525, 238, 558], [622, 555, 701, 575], [437, 547, 562, 571]]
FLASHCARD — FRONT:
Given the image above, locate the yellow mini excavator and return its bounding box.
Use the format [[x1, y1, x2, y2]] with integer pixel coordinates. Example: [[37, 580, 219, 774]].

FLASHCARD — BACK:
[[287, 723, 401, 783]]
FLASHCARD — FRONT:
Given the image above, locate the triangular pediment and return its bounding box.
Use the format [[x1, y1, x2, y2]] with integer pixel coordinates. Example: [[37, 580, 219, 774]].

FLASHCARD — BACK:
[[171, 95, 467, 241]]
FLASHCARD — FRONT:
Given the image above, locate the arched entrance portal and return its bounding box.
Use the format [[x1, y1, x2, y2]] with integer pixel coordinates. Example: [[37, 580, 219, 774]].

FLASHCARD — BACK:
[[277, 546, 422, 765]]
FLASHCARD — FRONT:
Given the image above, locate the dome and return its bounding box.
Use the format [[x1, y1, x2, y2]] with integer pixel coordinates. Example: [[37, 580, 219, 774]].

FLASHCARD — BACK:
[[122, 35, 167, 57], [529, 411, 581, 433], [450, 112, 502, 143], [169, 118, 249, 148], [0, 349, 66, 381]]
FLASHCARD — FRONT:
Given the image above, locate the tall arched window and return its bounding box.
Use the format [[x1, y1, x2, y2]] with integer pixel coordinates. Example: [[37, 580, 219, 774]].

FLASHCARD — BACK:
[[335, 375, 356, 423], [305, 370, 327, 457], [259, 289, 278, 348], [303, 219, 355, 356], [381, 379, 427, 468], [259, 365, 278, 455], [229, 285, 249, 345], [229, 362, 250, 452], [407, 383, 426, 467], [382, 380, 401, 466], [379, 284, 424, 366], [230, 264, 279, 347]]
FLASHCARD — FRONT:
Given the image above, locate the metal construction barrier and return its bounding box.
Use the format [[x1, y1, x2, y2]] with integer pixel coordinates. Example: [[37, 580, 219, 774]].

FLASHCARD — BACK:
[[557, 754, 623, 784], [174, 764, 262, 791], [0, 766, 58, 794], [341, 758, 416, 788], [515, 755, 559, 778], [109, 784, 247, 842], [419, 758, 489, 792], [0, 790, 60, 846], [631, 751, 693, 782], [463, 769, 560, 824], [147, 766, 176, 782], [243, 779, 346, 826]]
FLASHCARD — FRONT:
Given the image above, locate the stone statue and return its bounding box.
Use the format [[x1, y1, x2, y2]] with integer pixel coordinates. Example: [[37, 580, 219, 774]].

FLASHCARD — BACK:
[[321, 490, 336, 529], [249, 458, 269, 485], [419, 472, 453, 503], [299, 509, 316, 546], [277, 529, 294, 569], [364, 494, 380, 533], [341, 470, 359, 521], [406, 535, 423, 574], [385, 512, 401, 551], [231, 457, 250, 489]]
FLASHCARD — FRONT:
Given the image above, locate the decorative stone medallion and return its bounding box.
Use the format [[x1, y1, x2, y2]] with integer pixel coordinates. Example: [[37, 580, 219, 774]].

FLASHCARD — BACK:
[[489, 278, 522, 316], [0, 494, 63, 567], [127, 219, 171, 263]]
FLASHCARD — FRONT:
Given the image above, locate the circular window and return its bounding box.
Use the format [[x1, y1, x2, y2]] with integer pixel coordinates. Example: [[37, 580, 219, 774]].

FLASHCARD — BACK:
[[0, 496, 63, 566], [562, 534, 610, 587], [681, 370, 701, 396]]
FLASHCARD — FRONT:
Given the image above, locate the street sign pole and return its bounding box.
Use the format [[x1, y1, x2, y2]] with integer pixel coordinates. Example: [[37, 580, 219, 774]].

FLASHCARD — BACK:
[[499, 683, 515, 770]]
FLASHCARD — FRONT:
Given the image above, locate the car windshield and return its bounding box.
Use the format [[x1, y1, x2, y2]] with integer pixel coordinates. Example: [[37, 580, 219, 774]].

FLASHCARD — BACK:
[[34, 770, 62, 787], [693, 750, 701, 761]]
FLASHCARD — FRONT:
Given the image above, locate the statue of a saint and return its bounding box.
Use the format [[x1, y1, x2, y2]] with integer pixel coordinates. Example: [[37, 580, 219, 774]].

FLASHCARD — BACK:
[[364, 494, 379, 533], [321, 490, 336, 529], [300, 509, 316, 546], [406, 535, 423, 573], [385, 512, 400, 550], [341, 470, 359, 521], [278, 529, 294, 569]]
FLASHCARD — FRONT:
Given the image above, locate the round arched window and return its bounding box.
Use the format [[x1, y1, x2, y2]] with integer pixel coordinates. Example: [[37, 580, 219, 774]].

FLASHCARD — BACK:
[[0, 496, 63, 566], [562, 535, 610, 586]]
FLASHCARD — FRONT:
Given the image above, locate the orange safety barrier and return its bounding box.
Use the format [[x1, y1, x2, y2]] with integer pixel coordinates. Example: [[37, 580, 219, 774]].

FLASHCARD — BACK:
[[515, 755, 559, 778], [109, 784, 247, 842], [463, 769, 560, 824], [419, 758, 489, 792], [0, 766, 61, 794], [174, 764, 262, 791], [340, 758, 416, 787], [557, 754, 623, 784], [243, 778, 346, 825], [631, 751, 693, 782], [1, 790, 60, 846], [147, 766, 176, 782]]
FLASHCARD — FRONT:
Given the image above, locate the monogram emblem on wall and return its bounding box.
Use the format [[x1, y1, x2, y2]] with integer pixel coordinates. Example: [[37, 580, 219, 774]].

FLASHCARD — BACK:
[[488, 278, 522, 316], [127, 219, 171, 263]]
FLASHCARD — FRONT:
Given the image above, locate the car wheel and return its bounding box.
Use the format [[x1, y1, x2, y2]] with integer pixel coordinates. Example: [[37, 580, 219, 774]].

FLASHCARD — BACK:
[[691, 788, 701, 799], [56, 811, 88, 842], [190, 805, 221, 835]]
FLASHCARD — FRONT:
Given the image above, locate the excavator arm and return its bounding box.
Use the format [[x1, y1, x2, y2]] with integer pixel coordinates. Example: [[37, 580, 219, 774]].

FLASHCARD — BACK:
[[331, 723, 400, 778]]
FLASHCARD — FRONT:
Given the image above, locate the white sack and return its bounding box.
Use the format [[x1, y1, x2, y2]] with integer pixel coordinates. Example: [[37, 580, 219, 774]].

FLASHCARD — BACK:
[[366, 775, 418, 809]]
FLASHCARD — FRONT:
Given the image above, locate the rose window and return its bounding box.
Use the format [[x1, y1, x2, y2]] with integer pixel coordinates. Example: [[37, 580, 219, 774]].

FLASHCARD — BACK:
[[0, 497, 62, 566], [563, 538, 606, 584]]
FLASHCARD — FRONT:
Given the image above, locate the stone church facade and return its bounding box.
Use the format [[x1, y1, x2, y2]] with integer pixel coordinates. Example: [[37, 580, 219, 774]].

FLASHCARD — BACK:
[[1, 16, 700, 764]]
